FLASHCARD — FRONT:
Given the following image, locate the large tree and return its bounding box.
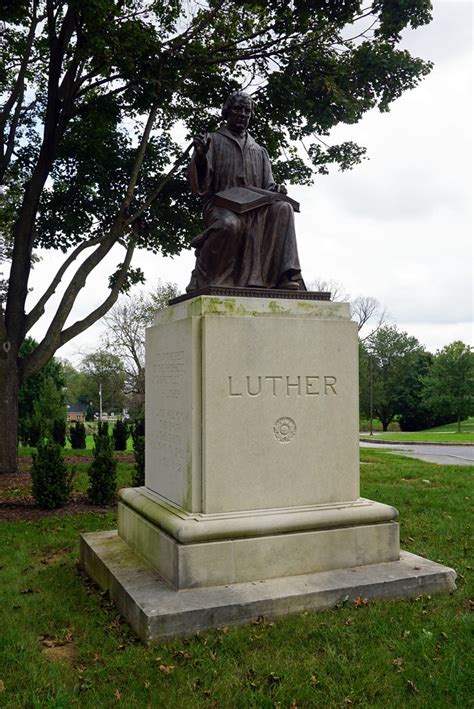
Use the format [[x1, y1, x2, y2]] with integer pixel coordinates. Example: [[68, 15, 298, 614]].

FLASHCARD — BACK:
[[0, 0, 433, 471], [422, 341, 473, 433], [364, 326, 427, 431]]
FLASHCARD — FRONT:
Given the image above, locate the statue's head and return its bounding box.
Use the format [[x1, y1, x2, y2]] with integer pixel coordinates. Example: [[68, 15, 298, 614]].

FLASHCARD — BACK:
[[222, 92, 254, 135]]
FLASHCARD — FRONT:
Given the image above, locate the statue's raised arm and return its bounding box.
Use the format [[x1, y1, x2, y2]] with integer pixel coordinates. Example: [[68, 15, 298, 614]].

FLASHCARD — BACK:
[[186, 91, 305, 293]]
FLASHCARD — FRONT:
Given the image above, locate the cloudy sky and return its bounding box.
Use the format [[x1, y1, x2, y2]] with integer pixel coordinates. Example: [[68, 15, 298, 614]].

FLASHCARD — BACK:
[[27, 0, 473, 364]]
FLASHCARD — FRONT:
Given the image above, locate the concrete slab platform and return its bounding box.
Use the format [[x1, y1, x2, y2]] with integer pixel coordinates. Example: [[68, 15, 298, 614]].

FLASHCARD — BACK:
[[80, 530, 456, 644]]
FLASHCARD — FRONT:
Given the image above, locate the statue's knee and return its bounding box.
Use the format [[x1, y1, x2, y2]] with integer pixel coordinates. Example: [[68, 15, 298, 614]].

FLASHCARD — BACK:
[[219, 214, 240, 237], [272, 201, 293, 217]]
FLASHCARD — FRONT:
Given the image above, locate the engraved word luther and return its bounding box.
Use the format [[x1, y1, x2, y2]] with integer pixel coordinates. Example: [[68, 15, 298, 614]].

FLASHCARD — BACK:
[[228, 375, 338, 398]]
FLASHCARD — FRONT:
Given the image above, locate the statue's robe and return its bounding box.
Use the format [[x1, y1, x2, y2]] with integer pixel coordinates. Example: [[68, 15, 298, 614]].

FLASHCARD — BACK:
[[186, 126, 305, 291]]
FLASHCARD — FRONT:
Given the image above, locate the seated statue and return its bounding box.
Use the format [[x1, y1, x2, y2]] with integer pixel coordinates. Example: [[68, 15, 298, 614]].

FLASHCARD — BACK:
[[186, 91, 306, 292]]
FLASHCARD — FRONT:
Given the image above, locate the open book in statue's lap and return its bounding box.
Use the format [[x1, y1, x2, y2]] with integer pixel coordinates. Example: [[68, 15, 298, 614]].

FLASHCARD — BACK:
[[186, 93, 305, 293]]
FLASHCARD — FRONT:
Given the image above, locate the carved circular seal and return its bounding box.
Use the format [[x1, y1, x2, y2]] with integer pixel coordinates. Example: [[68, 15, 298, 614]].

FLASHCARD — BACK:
[[273, 417, 296, 443]]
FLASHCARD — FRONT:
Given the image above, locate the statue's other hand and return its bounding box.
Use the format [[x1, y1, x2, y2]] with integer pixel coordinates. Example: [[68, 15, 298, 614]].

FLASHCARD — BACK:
[[276, 183, 288, 195], [193, 132, 211, 159]]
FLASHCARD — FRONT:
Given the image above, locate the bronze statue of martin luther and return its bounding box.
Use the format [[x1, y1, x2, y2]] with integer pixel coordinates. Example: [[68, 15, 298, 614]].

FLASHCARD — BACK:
[[186, 92, 305, 293]]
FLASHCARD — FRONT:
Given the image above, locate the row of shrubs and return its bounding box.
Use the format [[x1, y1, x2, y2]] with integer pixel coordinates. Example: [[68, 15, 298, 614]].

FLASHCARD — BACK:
[[31, 418, 145, 510], [25, 418, 131, 451], [68, 419, 130, 450]]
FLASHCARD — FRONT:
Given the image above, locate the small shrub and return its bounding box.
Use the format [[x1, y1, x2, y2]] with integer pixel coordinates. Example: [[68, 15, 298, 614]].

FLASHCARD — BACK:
[[28, 417, 42, 447], [131, 417, 145, 486], [69, 421, 86, 449], [112, 419, 128, 451], [31, 441, 73, 509], [97, 420, 109, 437], [52, 418, 66, 447], [88, 433, 117, 504]]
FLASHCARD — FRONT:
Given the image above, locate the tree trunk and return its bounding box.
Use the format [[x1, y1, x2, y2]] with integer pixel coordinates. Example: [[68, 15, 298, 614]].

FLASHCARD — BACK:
[[0, 347, 19, 474]]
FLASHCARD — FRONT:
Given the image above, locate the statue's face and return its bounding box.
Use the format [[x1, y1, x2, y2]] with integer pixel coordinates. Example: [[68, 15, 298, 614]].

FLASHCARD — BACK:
[[226, 96, 252, 135]]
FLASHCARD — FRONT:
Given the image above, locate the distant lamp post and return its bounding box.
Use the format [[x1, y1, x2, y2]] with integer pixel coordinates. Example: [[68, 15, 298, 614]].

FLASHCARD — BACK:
[[369, 351, 374, 436], [99, 383, 103, 421]]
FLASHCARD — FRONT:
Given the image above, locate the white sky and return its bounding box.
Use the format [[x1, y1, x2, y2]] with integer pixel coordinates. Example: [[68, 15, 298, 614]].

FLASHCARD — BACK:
[[27, 0, 473, 365]]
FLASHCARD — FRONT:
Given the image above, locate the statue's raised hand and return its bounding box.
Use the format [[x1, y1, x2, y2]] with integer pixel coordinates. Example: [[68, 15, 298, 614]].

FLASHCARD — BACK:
[[193, 132, 211, 162]]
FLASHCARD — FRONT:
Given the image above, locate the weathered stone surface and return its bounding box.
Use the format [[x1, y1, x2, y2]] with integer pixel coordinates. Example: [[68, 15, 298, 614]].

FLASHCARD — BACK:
[[117, 493, 400, 589], [80, 530, 456, 644], [145, 295, 359, 514]]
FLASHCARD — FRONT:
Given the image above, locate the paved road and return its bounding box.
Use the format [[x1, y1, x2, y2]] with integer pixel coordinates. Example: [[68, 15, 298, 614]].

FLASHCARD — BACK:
[[359, 441, 474, 466]]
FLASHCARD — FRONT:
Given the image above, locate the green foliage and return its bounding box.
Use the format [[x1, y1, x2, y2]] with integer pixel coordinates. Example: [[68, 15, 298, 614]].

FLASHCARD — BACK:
[[18, 338, 65, 443], [362, 326, 428, 431], [112, 419, 128, 451], [79, 351, 127, 414], [88, 433, 117, 504], [30, 441, 72, 509], [69, 421, 86, 449], [131, 416, 145, 486], [51, 418, 67, 447], [422, 341, 474, 432], [97, 420, 109, 437]]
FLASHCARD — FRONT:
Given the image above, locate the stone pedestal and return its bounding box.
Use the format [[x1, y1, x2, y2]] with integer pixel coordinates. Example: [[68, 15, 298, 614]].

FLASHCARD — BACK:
[[80, 295, 456, 641]]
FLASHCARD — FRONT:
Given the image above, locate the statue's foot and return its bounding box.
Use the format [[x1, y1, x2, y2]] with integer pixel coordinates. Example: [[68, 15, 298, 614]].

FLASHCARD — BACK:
[[186, 273, 199, 293], [276, 276, 300, 291]]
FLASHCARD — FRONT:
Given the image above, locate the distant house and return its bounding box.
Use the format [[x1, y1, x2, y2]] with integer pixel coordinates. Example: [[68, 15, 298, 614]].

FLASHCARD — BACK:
[[67, 403, 87, 423]]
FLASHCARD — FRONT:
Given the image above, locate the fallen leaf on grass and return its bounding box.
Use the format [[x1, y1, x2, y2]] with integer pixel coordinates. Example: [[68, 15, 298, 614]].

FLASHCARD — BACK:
[[159, 664, 175, 674], [267, 672, 282, 685], [354, 596, 369, 608], [173, 649, 191, 661], [144, 680, 151, 689], [20, 588, 34, 594], [0, 680, 5, 692], [114, 689, 122, 700], [309, 675, 319, 686], [407, 680, 419, 694], [392, 657, 405, 673]]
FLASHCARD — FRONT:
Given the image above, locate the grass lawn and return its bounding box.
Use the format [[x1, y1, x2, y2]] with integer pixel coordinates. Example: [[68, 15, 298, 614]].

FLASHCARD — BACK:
[[360, 418, 474, 444], [0, 450, 472, 707]]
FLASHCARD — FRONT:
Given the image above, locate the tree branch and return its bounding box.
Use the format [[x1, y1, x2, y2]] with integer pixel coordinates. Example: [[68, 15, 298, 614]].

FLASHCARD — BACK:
[[19, 226, 131, 380], [125, 142, 193, 227], [123, 102, 160, 210], [58, 239, 136, 349], [24, 233, 108, 334]]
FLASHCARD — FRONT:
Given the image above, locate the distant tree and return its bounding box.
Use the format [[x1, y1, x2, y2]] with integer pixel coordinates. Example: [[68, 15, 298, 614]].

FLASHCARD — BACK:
[[422, 342, 474, 433], [29, 376, 67, 445], [351, 295, 388, 341], [366, 326, 427, 431], [79, 351, 127, 414], [307, 278, 349, 302], [309, 280, 388, 339], [103, 282, 179, 413], [18, 338, 64, 445]]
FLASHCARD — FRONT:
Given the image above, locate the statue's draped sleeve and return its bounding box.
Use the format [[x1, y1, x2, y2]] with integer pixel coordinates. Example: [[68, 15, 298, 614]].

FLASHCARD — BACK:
[[187, 139, 215, 197]]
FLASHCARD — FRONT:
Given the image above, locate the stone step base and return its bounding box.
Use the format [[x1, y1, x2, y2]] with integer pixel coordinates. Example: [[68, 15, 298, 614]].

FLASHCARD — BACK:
[[80, 530, 456, 644]]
